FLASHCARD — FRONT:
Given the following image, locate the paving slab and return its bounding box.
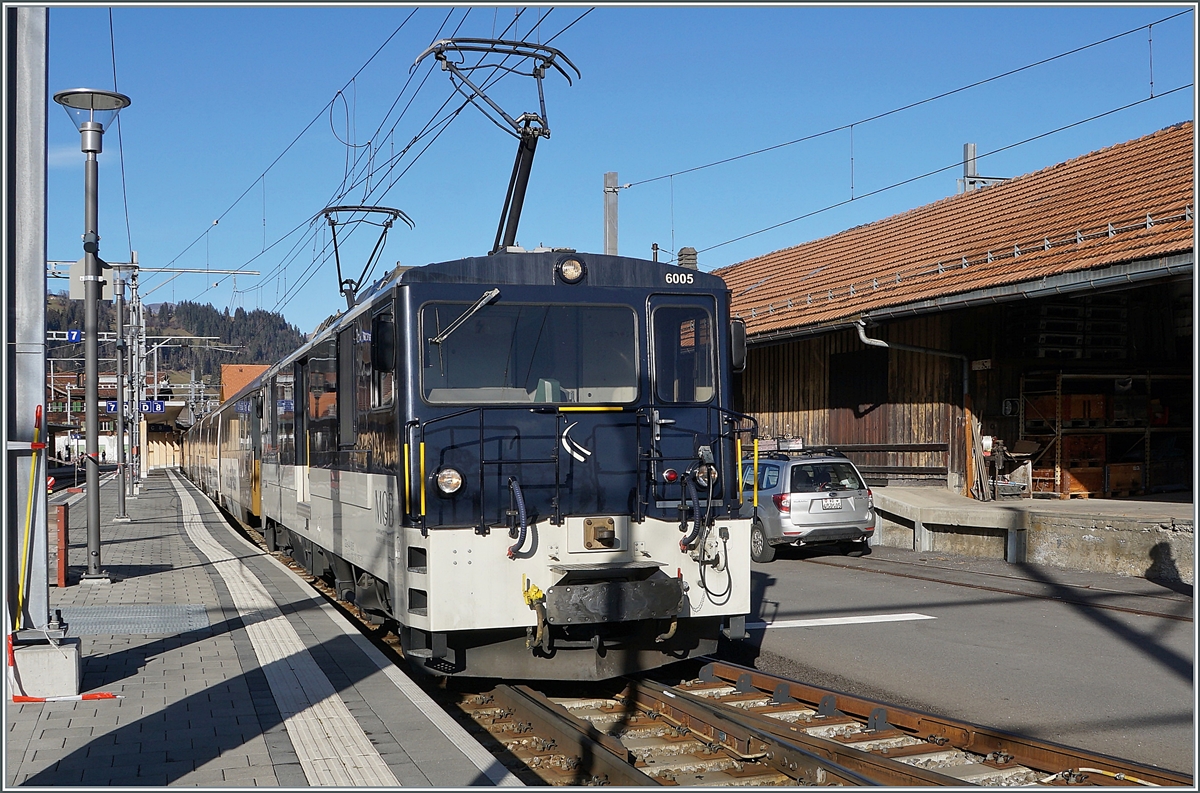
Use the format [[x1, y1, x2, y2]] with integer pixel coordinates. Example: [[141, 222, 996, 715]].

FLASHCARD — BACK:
[[5, 470, 521, 787]]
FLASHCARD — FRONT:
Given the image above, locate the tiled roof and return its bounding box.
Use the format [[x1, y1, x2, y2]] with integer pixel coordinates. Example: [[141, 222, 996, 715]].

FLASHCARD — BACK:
[[716, 121, 1195, 338]]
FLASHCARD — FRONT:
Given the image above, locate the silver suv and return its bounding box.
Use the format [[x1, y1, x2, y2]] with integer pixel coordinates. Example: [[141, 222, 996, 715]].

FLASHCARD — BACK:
[[740, 450, 877, 563]]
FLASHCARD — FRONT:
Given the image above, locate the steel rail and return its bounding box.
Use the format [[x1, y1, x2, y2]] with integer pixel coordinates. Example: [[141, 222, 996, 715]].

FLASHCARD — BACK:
[[616, 680, 880, 785], [624, 676, 960, 787], [699, 661, 1194, 786], [489, 684, 658, 786]]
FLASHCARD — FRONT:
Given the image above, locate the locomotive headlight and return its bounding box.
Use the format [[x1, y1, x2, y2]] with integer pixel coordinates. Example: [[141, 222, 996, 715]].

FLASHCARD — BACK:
[[693, 464, 719, 489], [557, 257, 585, 284], [436, 467, 464, 495]]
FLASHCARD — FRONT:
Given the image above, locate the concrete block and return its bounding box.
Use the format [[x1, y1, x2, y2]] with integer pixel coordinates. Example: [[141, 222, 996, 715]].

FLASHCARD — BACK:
[[13, 638, 80, 698]]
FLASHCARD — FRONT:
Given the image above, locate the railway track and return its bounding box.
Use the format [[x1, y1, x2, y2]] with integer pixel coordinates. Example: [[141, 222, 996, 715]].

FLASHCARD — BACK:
[[235, 520, 1192, 787], [449, 662, 1193, 786]]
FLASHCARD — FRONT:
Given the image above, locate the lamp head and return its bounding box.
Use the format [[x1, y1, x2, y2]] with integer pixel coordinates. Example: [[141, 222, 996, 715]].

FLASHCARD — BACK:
[[53, 88, 131, 153]]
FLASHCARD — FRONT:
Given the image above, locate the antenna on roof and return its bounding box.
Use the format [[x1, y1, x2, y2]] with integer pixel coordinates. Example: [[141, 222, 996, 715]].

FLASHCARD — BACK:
[[957, 143, 1010, 193], [413, 38, 580, 255]]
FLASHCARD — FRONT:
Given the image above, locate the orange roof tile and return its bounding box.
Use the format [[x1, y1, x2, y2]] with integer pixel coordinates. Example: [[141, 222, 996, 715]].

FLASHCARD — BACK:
[[716, 122, 1195, 338]]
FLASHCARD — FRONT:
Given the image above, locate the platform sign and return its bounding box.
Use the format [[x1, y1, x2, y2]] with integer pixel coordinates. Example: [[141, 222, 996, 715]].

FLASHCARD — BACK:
[[277, 399, 294, 414], [105, 400, 118, 413], [140, 400, 166, 414], [66, 329, 82, 343], [235, 400, 251, 414]]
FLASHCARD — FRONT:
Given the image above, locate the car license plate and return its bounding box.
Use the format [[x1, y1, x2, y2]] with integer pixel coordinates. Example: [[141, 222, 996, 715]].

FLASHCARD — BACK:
[[821, 498, 842, 510]]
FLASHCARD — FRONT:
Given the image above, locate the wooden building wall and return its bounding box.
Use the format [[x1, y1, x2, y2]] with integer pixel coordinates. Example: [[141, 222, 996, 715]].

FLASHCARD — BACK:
[[741, 314, 963, 486], [737, 280, 1192, 493]]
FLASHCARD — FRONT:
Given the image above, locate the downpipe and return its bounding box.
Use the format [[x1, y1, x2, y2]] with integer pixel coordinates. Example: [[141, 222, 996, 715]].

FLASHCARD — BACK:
[[855, 319, 968, 396]]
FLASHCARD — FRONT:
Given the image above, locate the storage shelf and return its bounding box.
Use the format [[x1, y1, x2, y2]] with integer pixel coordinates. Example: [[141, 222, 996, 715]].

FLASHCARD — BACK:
[[1018, 371, 1190, 498]]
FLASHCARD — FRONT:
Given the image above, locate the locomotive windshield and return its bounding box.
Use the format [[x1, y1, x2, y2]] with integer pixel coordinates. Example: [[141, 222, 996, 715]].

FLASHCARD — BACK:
[[652, 304, 715, 403], [421, 302, 638, 404]]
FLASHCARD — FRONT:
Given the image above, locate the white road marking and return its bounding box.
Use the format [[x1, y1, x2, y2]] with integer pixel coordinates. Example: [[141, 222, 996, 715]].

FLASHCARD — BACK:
[[168, 473, 398, 787], [748, 612, 936, 630]]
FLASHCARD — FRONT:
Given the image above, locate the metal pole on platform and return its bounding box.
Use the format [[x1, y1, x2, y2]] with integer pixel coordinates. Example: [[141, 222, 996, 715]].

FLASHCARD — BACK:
[[130, 269, 142, 490], [9, 6, 52, 635], [124, 253, 138, 498], [53, 87, 131, 583], [113, 264, 129, 522]]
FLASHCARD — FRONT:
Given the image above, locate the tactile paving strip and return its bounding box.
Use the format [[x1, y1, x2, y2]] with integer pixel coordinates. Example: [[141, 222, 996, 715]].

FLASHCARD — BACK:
[[59, 604, 210, 636]]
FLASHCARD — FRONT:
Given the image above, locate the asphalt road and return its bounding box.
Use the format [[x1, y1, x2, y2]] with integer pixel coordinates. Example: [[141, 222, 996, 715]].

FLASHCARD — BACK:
[[721, 543, 1194, 775]]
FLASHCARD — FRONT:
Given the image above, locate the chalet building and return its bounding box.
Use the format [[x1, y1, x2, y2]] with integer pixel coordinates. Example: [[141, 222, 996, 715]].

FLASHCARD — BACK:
[[717, 122, 1193, 499]]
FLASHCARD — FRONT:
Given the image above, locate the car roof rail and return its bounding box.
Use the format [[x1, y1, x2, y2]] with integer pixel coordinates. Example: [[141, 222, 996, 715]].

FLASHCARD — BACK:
[[798, 446, 846, 459]]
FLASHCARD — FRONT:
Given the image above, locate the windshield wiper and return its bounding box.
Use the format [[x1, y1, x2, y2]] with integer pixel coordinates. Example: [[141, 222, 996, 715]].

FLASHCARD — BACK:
[[429, 288, 501, 344]]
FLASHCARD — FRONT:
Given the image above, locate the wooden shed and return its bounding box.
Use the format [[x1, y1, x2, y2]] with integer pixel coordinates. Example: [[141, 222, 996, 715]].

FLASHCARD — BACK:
[[718, 122, 1193, 497]]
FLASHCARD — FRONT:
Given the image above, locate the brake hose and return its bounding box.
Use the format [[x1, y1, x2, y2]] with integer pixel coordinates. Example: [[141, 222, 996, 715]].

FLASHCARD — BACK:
[[679, 474, 702, 550], [506, 477, 528, 559]]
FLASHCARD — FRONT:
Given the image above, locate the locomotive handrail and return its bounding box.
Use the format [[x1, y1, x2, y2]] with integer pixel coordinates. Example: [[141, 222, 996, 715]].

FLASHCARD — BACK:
[[410, 406, 566, 537], [410, 403, 759, 537]]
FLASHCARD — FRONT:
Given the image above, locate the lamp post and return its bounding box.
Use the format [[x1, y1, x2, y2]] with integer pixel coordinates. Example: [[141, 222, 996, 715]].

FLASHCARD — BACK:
[[53, 87, 130, 583]]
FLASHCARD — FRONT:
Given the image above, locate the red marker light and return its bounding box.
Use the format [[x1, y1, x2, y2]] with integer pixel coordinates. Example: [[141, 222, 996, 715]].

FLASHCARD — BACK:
[[663, 468, 679, 483]]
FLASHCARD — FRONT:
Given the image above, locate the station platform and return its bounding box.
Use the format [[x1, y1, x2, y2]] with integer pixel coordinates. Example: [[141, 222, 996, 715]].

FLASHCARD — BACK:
[[873, 485, 1194, 583], [5, 470, 521, 787]]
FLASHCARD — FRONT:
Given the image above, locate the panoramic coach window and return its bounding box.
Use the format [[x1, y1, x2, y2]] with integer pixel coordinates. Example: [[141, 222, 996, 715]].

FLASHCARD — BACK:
[[653, 305, 714, 403], [307, 339, 338, 465], [276, 372, 295, 466], [338, 329, 355, 446], [421, 303, 637, 404]]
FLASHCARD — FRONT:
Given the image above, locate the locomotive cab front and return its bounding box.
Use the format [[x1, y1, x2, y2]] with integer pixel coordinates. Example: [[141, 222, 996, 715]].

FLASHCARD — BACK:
[[394, 251, 755, 679]]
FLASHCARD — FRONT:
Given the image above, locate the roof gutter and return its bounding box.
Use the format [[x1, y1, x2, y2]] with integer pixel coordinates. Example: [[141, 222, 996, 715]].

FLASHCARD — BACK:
[[855, 320, 970, 396], [863, 251, 1192, 322], [743, 251, 1191, 345]]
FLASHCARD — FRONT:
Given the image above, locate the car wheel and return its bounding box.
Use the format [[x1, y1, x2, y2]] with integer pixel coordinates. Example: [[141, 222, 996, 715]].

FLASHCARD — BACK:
[[750, 521, 775, 563]]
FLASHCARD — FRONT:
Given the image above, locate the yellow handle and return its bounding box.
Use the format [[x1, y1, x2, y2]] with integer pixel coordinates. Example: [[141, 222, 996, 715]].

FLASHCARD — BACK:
[[17, 411, 43, 632], [419, 442, 426, 517], [403, 442, 411, 515], [752, 438, 759, 509], [735, 438, 743, 504]]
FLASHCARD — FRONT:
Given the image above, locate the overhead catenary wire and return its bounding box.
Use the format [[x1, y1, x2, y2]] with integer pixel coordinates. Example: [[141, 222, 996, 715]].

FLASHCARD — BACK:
[[623, 8, 1192, 190], [108, 9, 133, 262], [144, 8, 422, 293], [701, 84, 1193, 260], [178, 7, 592, 317], [177, 7, 475, 307], [150, 7, 444, 304], [268, 8, 582, 316]]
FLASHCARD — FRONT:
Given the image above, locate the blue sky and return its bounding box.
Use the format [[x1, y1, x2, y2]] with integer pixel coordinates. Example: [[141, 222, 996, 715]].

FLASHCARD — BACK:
[[45, 4, 1195, 333]]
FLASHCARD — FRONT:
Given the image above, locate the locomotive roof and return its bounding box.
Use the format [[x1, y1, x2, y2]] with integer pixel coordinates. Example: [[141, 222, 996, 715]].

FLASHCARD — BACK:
[[399, 250, 728, 290], [205, 250, 729, 415]]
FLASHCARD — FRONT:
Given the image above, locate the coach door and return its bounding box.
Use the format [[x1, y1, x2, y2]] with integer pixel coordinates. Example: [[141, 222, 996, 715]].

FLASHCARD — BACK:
[[295, 359, 311, 506], [251, 393, 263, 517]]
